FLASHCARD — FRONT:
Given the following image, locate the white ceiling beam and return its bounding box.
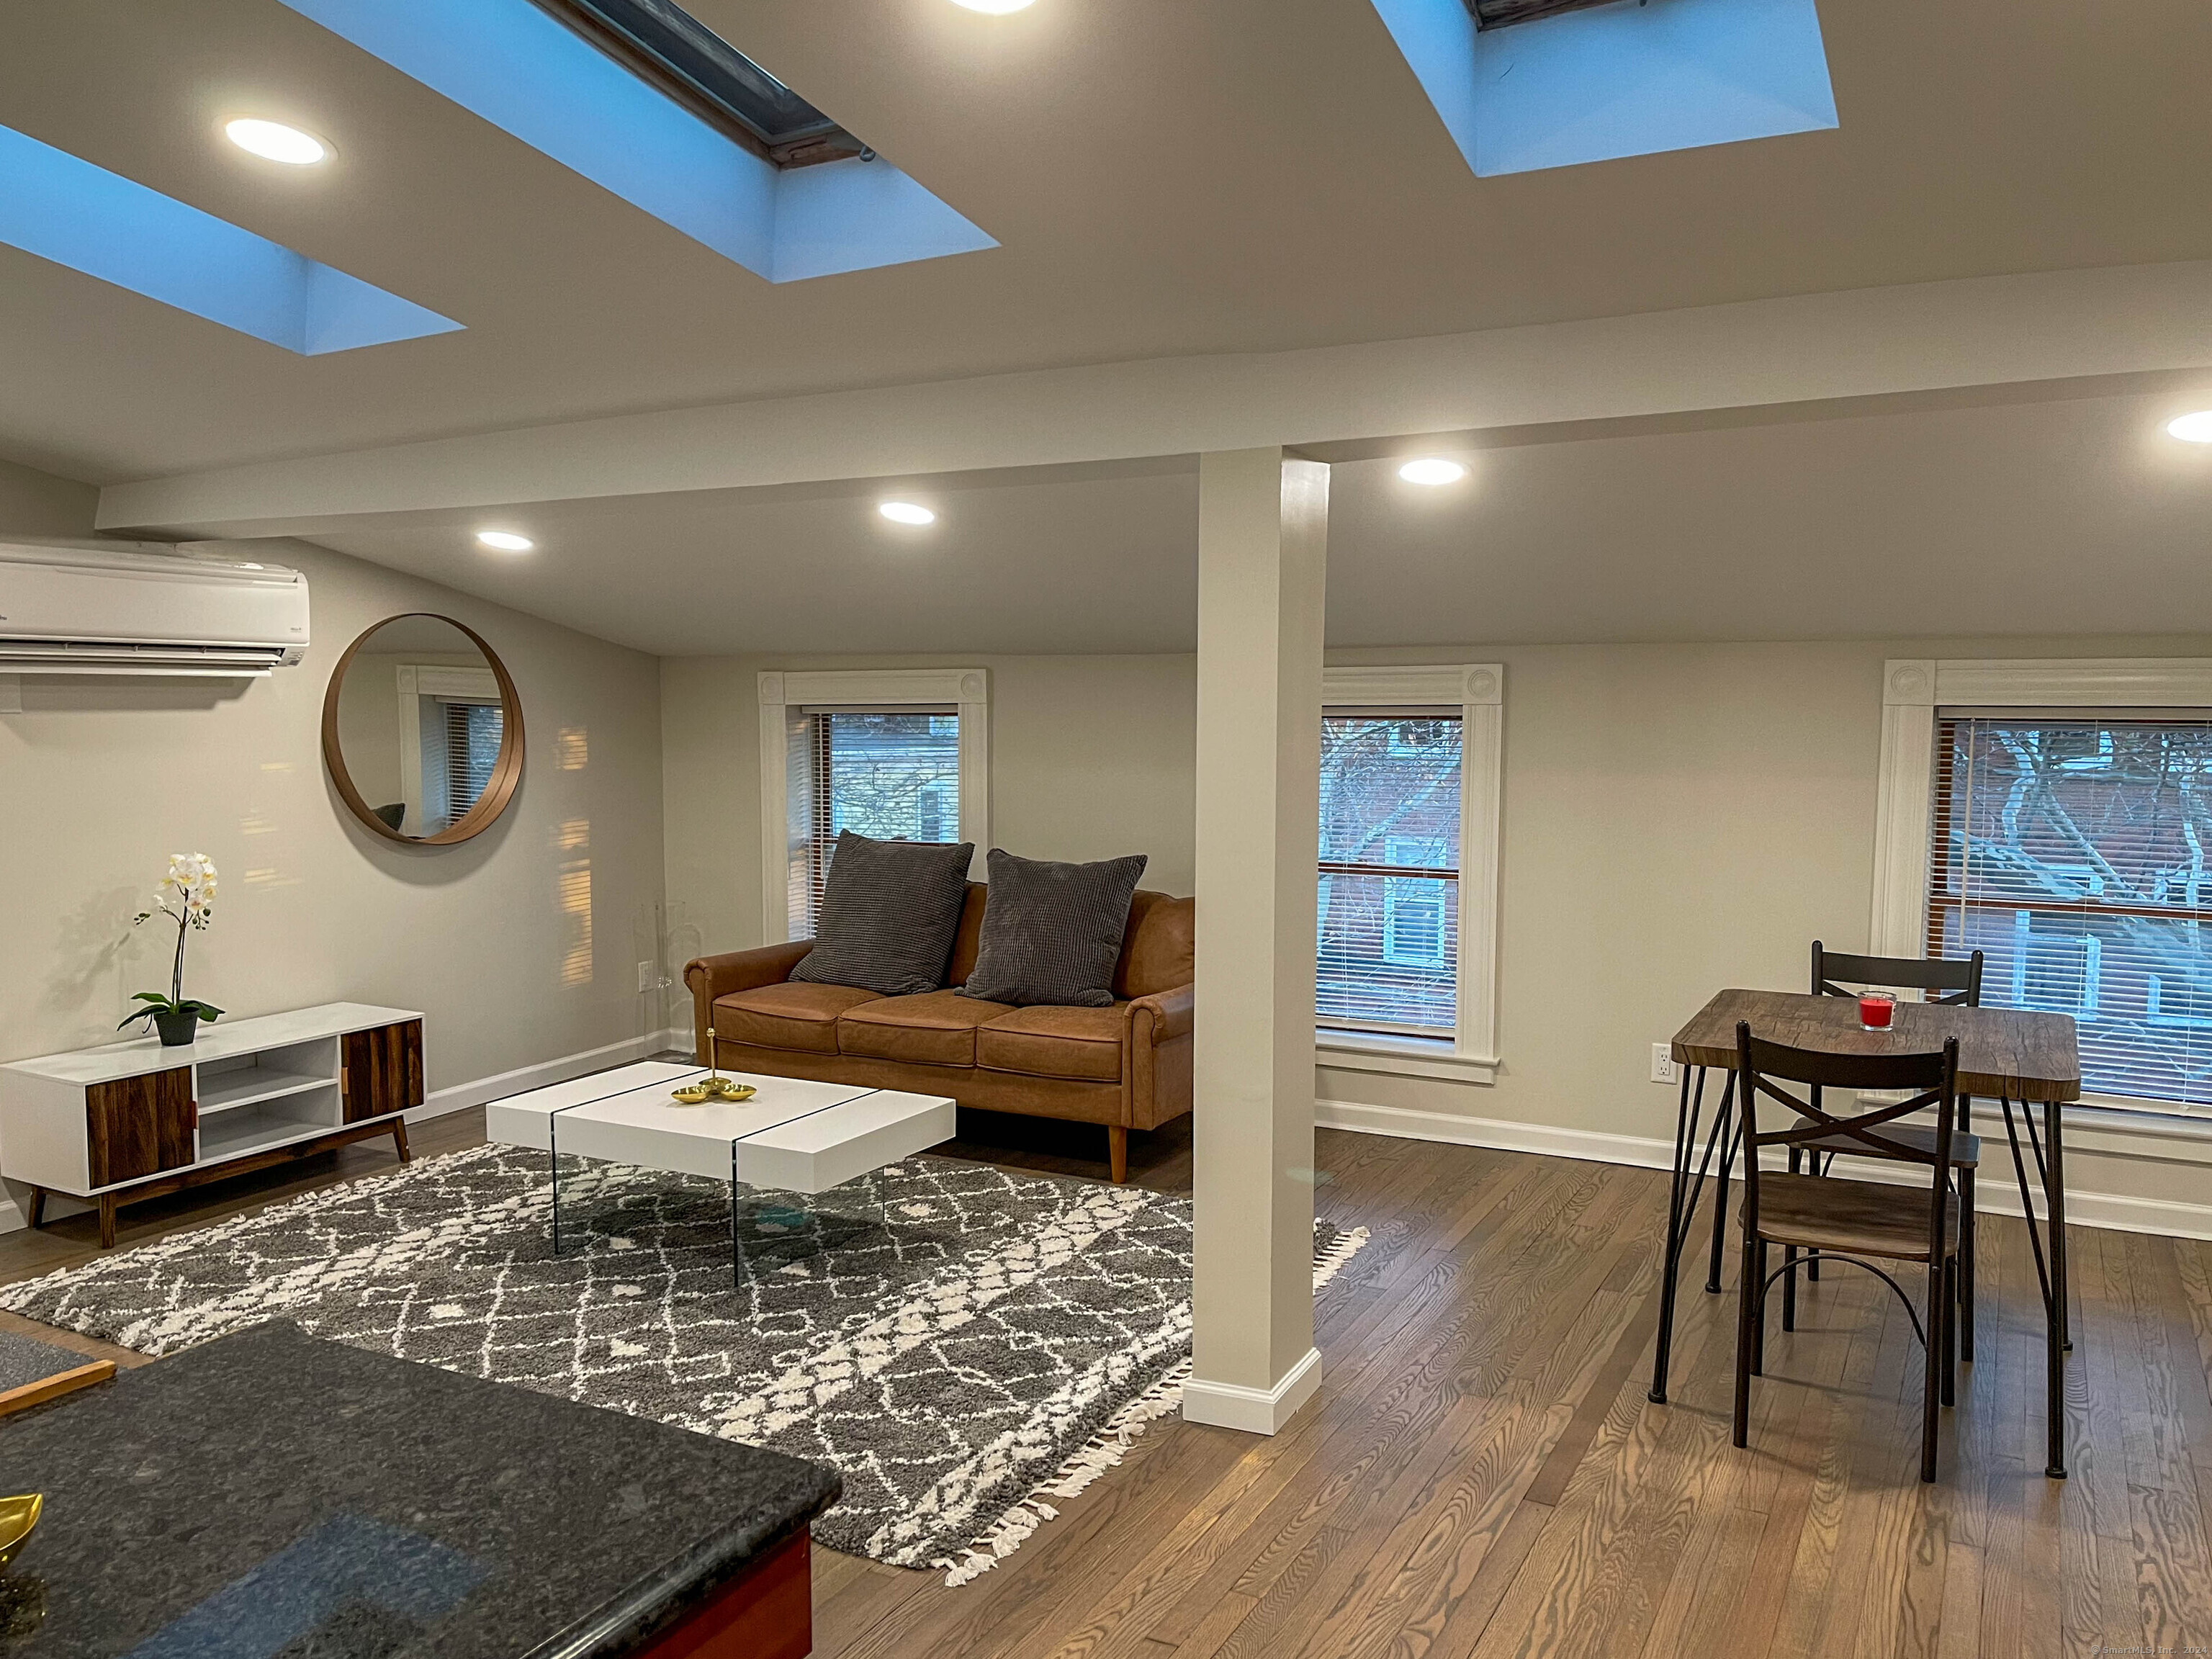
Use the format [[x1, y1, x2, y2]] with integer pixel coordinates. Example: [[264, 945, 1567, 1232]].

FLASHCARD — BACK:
[[98, 258, 2212, 536]]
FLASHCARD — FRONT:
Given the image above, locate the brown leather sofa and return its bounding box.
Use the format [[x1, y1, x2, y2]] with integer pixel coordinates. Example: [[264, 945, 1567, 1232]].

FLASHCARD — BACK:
[[683, 886, 1193, 1182]]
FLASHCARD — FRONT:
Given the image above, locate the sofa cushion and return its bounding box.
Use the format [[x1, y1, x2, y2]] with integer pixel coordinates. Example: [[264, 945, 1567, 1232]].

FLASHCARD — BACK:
[[976, 1004, 1127, 1082], [959, 849, 1149, 1007], [791, 831, 976, 997], [714, 982, 883, 1055], [838, 990, 1012, 1067]]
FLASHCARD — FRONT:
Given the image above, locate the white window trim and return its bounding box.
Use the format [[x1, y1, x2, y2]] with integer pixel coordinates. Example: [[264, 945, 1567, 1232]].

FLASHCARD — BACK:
[[756, 668, 991, 945], [1315, 663, 1503, 1085], [1870, 657, 2212, 1120]]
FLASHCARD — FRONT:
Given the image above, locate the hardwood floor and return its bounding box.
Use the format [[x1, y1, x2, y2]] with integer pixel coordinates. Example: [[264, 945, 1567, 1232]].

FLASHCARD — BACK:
[[1, 1103, 2202, 1659]]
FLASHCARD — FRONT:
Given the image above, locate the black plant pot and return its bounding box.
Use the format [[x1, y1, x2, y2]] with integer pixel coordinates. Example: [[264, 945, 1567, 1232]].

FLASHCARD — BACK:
[[153, 1010, 201, 1047]]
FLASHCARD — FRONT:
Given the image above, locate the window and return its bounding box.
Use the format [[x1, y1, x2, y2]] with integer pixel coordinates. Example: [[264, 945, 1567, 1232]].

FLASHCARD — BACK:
[[1318, 716, 1462, 1036], [441, 700, 505, 829], [1314, 663, 1502, 1072], [1925, 716, 2212, 1110], [539, 0, 864, 166], [796, 709, 962, 931], [757, 670, 989, 943]]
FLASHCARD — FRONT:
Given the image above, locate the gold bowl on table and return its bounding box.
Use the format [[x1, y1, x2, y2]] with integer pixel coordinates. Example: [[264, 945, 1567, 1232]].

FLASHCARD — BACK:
[[0, 1494, 40, 1569], [671, 1076, 755, 1105]]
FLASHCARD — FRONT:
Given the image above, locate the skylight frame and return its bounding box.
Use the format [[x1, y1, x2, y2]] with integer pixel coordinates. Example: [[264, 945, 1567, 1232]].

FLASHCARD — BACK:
[[532, 0, 867, 168], [274, 0, 995, 284]]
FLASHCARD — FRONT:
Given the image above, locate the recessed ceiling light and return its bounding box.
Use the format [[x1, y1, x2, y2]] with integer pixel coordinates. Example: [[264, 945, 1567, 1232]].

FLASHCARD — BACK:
[[878, 501, 936, 526], [950, 0, 1035, 12], [1397, 457, 1467, 487], [223, 119, 329, 166], [2169, 410, 2212, 444], [475, 531, 534, 552]]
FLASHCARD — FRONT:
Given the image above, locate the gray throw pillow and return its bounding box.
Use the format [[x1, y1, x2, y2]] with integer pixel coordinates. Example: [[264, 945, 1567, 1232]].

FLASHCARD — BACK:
[[791, 832, 976, 997], [958, 849, 1149, 1007]]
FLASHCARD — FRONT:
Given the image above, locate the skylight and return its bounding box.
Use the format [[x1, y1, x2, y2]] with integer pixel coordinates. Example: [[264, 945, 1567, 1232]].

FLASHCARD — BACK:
[[274, 0, 994, 284], [1467, 0, 1624, 27], [0, 122, 461, 354], [538, 0, 865, 168], [1372, 0, 1838, 177]]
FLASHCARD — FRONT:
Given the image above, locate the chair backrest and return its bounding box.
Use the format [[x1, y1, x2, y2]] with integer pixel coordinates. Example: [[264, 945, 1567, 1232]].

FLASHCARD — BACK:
[[1735, 1020, 1959, 1255], [1811, 940, 1984, 1006]]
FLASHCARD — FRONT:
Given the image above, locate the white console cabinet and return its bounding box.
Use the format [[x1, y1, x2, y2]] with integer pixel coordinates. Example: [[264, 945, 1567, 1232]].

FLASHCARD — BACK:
[[1, 1002, 423, 1246]]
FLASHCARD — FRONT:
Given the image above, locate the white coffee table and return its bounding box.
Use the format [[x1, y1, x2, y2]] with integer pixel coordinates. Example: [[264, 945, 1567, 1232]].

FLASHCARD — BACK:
[[485, 1061, 958, 1272]]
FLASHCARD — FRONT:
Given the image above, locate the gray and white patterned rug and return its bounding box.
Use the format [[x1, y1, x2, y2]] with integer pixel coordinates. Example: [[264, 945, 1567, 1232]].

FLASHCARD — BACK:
[[0, 1146, 1364, 1582]]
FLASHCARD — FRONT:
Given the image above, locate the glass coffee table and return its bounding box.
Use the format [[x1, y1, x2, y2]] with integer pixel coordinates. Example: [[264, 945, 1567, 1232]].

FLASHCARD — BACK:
[[485, 1061, 958, 1278]]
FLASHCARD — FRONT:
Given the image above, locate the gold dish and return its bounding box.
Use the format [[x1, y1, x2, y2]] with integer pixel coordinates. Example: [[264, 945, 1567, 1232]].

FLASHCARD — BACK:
[[0, 1494, 41, 1569], [672, 1076, 755, 1105]]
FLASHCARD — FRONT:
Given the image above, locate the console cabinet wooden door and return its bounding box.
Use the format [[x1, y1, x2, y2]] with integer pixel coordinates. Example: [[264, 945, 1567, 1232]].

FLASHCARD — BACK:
[[343, 1020, 424, 1123], [86, 1069, 195, 1188]]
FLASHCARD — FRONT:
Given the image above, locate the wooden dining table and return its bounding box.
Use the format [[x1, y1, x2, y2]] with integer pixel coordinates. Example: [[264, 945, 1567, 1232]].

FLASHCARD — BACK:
[[1653, 988, 2080, 1478]]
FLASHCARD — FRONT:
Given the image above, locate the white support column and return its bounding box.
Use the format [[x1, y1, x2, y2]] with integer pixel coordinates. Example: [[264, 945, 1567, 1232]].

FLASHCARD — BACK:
[[1184, 447, 1328, 1436]]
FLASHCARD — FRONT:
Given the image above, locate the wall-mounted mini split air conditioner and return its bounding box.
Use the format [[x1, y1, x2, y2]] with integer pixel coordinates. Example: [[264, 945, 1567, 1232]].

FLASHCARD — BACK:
[[0, 541, 309, 677]]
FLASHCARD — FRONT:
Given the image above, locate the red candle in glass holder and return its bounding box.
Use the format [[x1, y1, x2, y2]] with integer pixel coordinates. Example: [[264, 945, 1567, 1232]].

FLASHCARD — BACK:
[[1858, 993, 1895, 1030]]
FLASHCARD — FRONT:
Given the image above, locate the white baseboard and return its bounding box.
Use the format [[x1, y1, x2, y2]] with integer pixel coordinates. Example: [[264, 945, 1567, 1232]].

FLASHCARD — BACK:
[[0, 1030, 696, 1236], [410, 1028, 693, 1123], [1317, 1097, 1678, 1169], [1316, 1097, 2212, 1241], [1182, 1346, 1323, 1435]]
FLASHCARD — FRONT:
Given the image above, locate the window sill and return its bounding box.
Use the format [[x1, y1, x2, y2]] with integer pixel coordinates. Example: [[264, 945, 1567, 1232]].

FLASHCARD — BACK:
[[1314, 1031, 1498, 1086]]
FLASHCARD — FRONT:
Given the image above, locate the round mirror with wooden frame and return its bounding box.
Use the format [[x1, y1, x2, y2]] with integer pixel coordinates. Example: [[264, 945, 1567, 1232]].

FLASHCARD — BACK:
[[321, 613, 525, 845]]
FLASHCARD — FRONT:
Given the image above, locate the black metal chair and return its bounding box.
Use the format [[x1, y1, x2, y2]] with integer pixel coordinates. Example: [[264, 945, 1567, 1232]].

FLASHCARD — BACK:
[[1792, 942, 1984, 1359], [1732, 1022, 1964, 1483]]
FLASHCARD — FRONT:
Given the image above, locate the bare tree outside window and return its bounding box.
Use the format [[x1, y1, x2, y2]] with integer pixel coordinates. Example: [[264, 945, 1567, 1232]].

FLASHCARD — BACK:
[[800, 711, 961, 930], [1929, 718, 2212, 1108]]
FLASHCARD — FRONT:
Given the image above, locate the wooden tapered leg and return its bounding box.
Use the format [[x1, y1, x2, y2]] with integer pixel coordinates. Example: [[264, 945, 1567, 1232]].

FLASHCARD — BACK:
[[98, 1193, 117, 1249], [392, 1118, 413, 1164], [25, 1187, 44, 1229], [1107, 1125, 1128, 1184]]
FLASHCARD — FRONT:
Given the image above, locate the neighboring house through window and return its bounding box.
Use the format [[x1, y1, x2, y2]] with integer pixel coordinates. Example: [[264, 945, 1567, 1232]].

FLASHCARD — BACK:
[[1873, 658, 2212, 1119], [1316, 665, 1503, 1081], [1926, 714, 2212, 1107]]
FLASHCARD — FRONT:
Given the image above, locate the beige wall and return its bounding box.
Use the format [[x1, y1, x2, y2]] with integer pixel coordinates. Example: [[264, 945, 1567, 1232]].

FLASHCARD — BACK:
[[0, 457, 99, 541], [1324, 635, 2212, 1219], [1, 500, 668, 1151], [663, 632, 2212, 1223], [659, 652, 1197, 967]]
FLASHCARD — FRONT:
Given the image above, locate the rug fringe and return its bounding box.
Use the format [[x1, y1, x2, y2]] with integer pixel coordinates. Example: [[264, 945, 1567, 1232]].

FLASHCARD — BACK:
[[1312, 1224, 1371, 1290], [931, 1224, 1370, 1587]]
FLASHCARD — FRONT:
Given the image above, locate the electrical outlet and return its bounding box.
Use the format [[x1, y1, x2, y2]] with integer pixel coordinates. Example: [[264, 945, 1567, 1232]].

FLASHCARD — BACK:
[[638, 961, 657, 994], [1650, 1043, 1679, 1086]]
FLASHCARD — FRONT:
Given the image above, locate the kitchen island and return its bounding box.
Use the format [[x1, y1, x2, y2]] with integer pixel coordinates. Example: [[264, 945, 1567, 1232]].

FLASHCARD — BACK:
[[0, 1319, 840, 1658]]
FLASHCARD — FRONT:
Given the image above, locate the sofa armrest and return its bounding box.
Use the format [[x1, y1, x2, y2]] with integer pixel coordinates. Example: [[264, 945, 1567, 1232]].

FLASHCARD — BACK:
[[684, 942, 815, 1058], [1125, 984, 1192, 1048]]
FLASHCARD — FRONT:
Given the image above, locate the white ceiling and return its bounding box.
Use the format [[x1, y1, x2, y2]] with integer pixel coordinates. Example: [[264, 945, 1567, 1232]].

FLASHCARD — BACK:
[[1, 0, 2209, 483], [294, 390, 2212, 654]]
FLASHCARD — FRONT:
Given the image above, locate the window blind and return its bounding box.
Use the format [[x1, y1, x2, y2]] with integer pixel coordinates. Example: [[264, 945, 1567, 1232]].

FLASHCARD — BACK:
[[442, 700, 503, 830], [796, 708, 961, 932], [1927, 716, 2212, 1114], [1318, 713, 1462, 1034]]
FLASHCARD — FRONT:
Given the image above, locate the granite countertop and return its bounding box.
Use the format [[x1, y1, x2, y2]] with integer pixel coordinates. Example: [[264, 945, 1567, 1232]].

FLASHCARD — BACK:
[[0, 1321, 840, 1658]]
